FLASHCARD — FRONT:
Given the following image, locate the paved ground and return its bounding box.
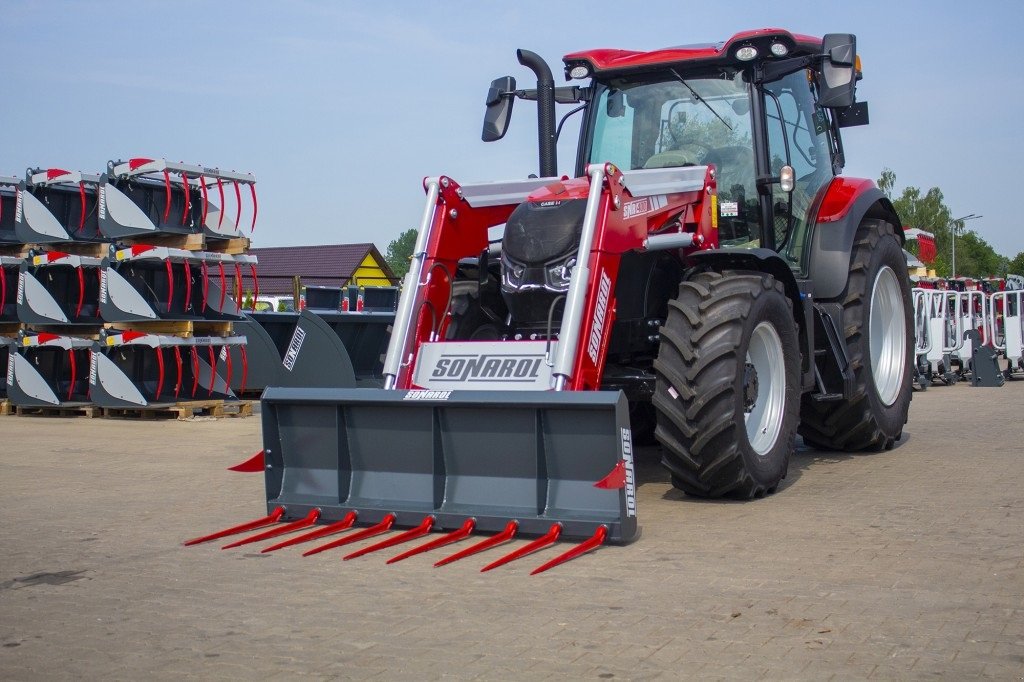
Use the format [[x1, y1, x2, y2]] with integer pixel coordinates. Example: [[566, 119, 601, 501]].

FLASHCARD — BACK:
[[1, 382, 1022, 680]]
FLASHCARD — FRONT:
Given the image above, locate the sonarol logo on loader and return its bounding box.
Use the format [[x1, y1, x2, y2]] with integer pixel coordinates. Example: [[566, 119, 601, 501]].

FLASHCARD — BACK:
[[282, 327, 306, 372], [587, 270, 612, 365], [404, 390, 452, 401], [621, 427, 637, 517], [430, 354, 544, 383]]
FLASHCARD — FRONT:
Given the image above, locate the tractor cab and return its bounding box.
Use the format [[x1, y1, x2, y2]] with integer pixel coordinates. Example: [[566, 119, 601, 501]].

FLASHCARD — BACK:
[[484, 31, 866, 277]]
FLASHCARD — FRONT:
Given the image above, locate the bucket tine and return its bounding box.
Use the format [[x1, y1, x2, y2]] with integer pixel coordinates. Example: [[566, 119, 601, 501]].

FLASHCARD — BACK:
[[261, 511, 357, 553], [183, 506, 284, 546], [303, 514, 395, 557], [228, 450, 264, 472], [530, 525, 608, 575], [387, 518, 476, 564], [434, 520, 518, 567], [481, 523, 562, 573], [221, 508, 319, 549], [343, 516, 434, 561]]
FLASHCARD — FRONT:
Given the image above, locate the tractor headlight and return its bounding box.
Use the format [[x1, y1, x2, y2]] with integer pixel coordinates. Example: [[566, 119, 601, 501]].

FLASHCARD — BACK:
[[770, 42, 789, 57], [567, 62, 591, 80], [735, 46, 758, 61]]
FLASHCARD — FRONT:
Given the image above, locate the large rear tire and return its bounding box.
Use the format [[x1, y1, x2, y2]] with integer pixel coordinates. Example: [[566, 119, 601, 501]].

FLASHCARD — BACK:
[[653, 272, 801, 498], [799, 219, 913, 451]]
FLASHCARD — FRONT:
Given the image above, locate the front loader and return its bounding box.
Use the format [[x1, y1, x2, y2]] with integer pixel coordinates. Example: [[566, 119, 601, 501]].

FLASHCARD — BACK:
[[192, 29, 913, 573]]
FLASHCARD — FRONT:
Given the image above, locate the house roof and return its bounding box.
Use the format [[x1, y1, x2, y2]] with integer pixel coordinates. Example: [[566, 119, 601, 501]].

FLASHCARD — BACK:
[[249, 243, 398, 293]]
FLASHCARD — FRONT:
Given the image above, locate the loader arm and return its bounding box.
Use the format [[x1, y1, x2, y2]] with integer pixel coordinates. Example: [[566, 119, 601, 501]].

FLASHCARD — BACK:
[[387, 163, 717, 392]]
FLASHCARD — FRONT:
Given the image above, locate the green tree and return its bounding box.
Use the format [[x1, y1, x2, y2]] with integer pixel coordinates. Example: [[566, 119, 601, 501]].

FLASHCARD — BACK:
[[879, 169, 1007, 278], [1009, 251, 1024, 276], [385, 229, 416, 280]]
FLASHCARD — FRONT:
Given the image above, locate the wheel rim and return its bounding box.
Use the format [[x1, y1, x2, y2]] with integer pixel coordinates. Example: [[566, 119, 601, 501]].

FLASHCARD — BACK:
[[744, 321, 786, 456], [870, 266, 907, 406]]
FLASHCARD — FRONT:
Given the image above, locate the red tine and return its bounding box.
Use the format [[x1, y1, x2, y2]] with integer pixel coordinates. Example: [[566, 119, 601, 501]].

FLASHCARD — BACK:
[[343, 516, 434, 560], [434, 520, 518, 567], [261, 511, 358, 553], [222, 508, 320, 549], [303, 514, 396, 557], [387, 518, 476, 564], [531, 526, 607, 575], [183, 507, 284, 546], [481, 523, 561, 573]]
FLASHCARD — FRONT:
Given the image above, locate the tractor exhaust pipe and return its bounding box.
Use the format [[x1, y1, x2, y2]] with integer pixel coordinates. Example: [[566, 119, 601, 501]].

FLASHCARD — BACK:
[[517, 49, 557, 177]]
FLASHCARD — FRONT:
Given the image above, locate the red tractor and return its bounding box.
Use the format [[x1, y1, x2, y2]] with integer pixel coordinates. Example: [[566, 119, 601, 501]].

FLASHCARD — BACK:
[[195, 30, 913, 572]]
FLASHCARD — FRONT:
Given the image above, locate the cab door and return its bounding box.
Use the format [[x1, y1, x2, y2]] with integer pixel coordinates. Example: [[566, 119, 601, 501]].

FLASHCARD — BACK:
[[762, 69, 834, 274]]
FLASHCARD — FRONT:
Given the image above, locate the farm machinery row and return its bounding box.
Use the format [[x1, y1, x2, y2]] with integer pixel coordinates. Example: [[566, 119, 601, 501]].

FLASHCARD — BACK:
[[1, 158, 395, 411], [188, 29, 918, 574], [910, 275, 1023, 388]]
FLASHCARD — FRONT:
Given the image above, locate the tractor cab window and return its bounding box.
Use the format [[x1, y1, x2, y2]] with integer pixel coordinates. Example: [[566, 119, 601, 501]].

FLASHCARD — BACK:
[[589, 71, 758, 243], [763, 69, 834, 272]]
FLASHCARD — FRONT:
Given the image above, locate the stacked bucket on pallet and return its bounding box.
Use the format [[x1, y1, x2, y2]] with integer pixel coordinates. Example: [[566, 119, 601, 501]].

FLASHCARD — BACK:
[[911, 278, 1023, 388], [1, 159, 257, 415]]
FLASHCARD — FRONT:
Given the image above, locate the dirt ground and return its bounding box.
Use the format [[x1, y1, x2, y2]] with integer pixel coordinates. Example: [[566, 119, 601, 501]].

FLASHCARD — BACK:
[[1, 381, 1022, 680]]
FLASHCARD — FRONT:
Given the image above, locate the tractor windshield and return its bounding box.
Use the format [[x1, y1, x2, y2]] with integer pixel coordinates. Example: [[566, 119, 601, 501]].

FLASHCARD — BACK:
[[589, 70, 758, 243], [590, 70, 752, 171]]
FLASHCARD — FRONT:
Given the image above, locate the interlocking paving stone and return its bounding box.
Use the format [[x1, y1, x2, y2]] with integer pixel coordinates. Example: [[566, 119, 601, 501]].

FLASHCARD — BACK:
[[1, 382, 1022, 678]]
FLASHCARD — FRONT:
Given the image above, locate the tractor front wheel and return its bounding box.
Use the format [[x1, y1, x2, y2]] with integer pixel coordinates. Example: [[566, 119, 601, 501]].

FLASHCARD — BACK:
[[653, 272, 800, 498]]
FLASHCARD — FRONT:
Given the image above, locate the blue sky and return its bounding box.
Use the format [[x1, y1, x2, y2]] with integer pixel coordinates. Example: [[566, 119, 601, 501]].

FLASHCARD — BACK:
[[2, 1, 1021, 258]]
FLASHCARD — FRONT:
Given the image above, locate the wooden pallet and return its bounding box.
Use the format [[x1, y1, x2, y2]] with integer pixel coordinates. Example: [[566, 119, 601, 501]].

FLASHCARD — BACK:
[[24, 324, 103, 339], [121, 232, 206, 252], [0, 242, 112, 258], [0, 243, 34, 258], [12, 403, 102, 418], [103, 320, 234, 337], [0, 322, 22, 337], [204, 236, 250, 255], [0, 399, 13, 416], [119, 233, 250, 254], [41, 241, 111, 258], [102, 399, 253, 421]]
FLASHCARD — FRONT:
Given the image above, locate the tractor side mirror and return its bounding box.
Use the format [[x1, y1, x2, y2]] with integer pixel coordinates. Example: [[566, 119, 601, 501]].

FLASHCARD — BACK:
[[816, 33, 857, 109], [482, 76, 516, 142]]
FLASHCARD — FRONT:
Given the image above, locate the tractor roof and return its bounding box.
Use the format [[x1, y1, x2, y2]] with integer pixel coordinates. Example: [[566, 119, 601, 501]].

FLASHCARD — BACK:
[[563, 29, 823, 78]]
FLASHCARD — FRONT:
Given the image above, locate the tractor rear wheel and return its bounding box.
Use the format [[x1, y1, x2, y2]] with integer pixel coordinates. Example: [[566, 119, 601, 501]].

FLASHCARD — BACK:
[[653, 272, 800, 498], [799, 219, 913, 451]]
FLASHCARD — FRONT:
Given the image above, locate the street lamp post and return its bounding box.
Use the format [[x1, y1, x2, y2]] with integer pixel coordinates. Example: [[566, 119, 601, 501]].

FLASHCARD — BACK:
[[950, 213, 982, 278]]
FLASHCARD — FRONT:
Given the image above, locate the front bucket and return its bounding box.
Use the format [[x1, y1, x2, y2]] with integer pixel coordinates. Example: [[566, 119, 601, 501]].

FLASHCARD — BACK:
[[260, 388, 639, 543]]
